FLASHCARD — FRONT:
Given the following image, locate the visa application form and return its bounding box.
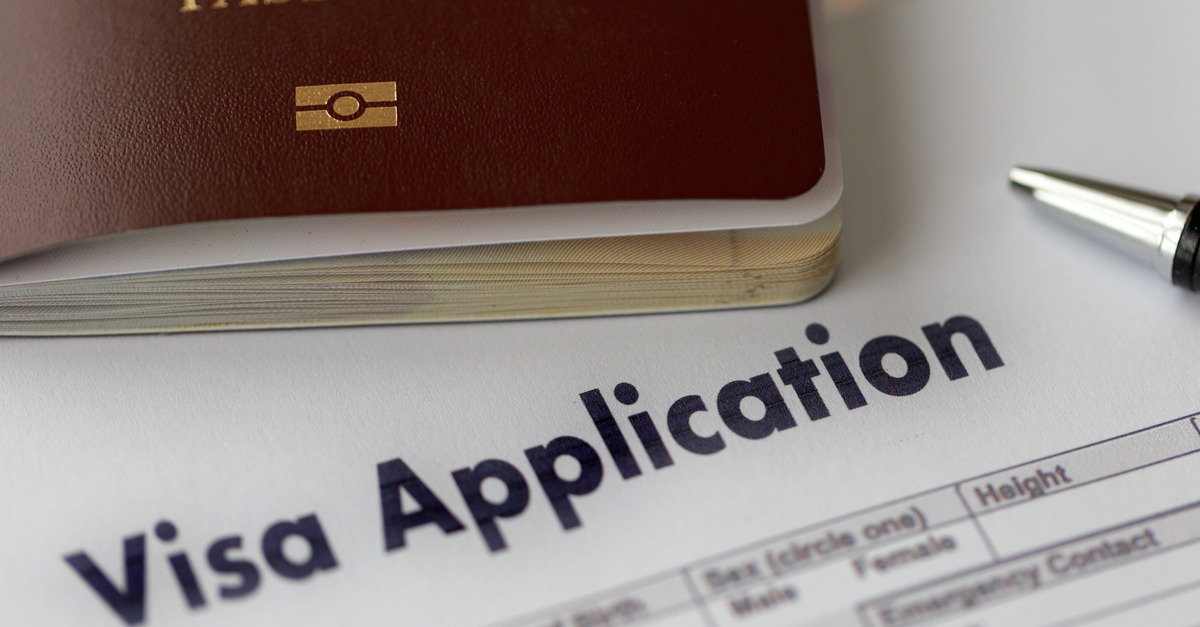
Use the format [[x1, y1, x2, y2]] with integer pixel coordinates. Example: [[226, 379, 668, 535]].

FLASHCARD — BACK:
[[4, 1, 1200, 625]]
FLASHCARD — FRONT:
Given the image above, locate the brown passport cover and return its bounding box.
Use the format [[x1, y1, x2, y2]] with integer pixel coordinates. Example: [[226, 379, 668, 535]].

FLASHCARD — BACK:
[[0, 0, 825, 260]]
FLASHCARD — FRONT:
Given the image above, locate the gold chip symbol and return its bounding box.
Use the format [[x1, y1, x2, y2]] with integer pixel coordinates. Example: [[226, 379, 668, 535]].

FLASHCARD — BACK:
[[295, 82, 398, 131]]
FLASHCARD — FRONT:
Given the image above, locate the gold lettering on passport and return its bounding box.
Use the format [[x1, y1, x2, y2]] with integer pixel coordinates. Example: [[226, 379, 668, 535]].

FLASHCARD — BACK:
[[295, 83, 398, 132], [180, 0, 322, 13]]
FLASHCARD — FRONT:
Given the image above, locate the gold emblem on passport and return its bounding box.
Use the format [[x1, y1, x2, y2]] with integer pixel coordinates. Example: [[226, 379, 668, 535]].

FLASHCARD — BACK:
[[295, 82, 398, 131]]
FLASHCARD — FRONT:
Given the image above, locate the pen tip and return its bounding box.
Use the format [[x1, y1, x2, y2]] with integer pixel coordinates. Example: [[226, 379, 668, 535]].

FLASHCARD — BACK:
[[1007, 166, 1045, 196], [1005, 164, 1185, 279]]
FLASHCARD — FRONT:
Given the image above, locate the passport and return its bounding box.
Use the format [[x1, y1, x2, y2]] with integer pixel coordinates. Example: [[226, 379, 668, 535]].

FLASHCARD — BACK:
[[0, 0, 842, 335]]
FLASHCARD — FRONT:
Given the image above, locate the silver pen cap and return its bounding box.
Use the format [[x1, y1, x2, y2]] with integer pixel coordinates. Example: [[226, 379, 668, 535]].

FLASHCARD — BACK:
[[1009, 166, 1198, 281]]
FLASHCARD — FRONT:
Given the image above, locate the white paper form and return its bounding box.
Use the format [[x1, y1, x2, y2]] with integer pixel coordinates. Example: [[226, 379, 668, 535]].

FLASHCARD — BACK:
[[4, 1, 1200, 626]]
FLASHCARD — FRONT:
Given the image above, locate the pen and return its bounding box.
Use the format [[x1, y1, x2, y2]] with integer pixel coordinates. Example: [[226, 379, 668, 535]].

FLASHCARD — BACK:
[[1009, 166, 1200, 291]]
